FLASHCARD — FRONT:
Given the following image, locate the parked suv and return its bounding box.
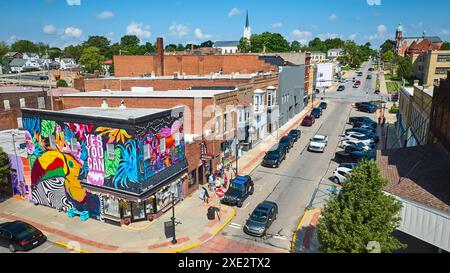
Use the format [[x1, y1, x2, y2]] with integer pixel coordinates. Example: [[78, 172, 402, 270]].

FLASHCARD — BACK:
[[221, 176, 254, 208], [262, 149, 286, 168], [279, 136, 295, 151], [311, 108, 322, 118], [288, 129, 302, 142]]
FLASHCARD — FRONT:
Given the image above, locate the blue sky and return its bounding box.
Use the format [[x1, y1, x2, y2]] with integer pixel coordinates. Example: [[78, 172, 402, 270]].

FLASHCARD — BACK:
[[1, 0, 449, 49]]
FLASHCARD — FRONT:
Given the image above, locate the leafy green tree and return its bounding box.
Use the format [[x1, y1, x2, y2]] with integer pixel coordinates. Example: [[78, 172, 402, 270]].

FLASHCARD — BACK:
[[249, 32, 290, 53], [82, 36, 111, 57], [63, 45, 84, 61], [176, 44, 185, 51], [383, 50, 395, 72], [290, 41, 302, 52], [317, 160, 405, 253], [11, 40, 39, 53], [238, 37, 251, 53], [0, 147, 10, 184], [441, 41, 450, 50], [139, 42, 156, 54], [397, 56, 414, 81], [165, 44, 177, 52], [380, 40, 396, 54], [48, 47, 62, 60], [200, 40, 213, 48], [79, 46, 105, 74], [0, 42, 9, 59], [56, 79, 69, 88], [120, 35, 140, 48]]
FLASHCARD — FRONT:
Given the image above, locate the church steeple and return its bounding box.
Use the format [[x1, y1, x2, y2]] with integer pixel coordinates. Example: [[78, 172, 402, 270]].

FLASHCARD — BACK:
[[243, 10, 251, 40]]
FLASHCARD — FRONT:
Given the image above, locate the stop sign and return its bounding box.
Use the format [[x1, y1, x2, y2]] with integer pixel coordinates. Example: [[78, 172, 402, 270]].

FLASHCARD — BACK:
[[215, 188, 225, 199]]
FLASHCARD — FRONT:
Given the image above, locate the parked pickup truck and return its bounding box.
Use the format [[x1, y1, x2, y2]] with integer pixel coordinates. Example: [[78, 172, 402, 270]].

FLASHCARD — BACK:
[[335, 149, 376, 162], [221, 176, 254, 208]]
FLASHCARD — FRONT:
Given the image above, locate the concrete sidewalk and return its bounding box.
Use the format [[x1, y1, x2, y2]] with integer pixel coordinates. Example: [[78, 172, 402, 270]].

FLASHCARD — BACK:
[[0, 192, 235, 253], [292, 208, 321, 253]]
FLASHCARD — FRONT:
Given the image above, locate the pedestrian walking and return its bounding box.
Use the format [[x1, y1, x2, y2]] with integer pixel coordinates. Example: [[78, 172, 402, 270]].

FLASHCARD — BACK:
[[382, 117, 386, 127], [223, 175, 228, 188], [378, 116, 382, 125], [208, 173, 215, 191]]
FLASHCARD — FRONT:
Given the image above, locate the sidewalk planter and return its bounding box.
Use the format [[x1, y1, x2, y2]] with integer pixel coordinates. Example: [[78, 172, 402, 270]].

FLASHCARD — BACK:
[[20, 106, 189, 227]]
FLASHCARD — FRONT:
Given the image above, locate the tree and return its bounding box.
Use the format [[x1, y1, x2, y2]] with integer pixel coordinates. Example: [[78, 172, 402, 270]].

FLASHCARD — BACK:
[[0, 147, 10, 184], [82, 36, 111, 57], [79, 46, 104, 74], [120, 35, 140, 48], [397, 56, 414, 81], [380, 40, 396, 54], [0, 42, 9, 59], [48, 47, 62, 60], [238, 37, 251, 53], [11, 40, 39, 53], [165, 44, 177, 52], [290, 41, 302, 52], [383, 50, 395, 72], [176, 44, 185, 51], [63, 45, 84, 61], [200, 40, 213, 48], [317, 160, 405, 253], [56, 79, 69, 88], [441, 41, 450, 50], [249, 32, 290, 53]]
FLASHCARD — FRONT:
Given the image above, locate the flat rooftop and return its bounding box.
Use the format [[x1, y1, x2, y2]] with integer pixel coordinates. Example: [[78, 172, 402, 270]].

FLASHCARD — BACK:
[[0, 130, 27, 157], [85, 74, 256, 81], [63, 89, 236, 98], [25, 107, 171, 120]]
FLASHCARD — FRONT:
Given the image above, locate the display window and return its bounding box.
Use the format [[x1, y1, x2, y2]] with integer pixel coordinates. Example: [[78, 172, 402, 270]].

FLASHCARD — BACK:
[[103, 196, 120, 218]]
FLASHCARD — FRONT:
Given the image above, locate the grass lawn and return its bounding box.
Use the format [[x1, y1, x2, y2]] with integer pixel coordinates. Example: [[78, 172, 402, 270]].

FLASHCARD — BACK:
[[386, 81, 402, 93]]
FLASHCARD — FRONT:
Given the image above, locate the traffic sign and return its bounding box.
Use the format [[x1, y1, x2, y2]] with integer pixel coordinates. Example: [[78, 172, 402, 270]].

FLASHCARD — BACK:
[[215, 188, 225, 199]]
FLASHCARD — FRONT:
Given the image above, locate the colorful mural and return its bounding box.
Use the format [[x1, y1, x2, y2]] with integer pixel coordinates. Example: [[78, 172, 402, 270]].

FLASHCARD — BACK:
[[8, 155, 32, 202]]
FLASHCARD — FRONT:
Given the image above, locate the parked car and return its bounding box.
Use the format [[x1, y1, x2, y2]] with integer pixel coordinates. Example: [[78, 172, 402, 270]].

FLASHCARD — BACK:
[[340, 140, 373, 151], [352, 124, 376, 133], [354, 102, 374, 108], [262, 149, 286, 168], [221, 176, 254, 208], [366, 75, 373, 80], [339, 162, 360, 169], [279, 136, 295, 151], [354, 121, 377, 129], [349, 117, 377, 128], [0, 221, 47, 253], [302, 115, 316, 126], [335, 149, 376, 162], [368, 68, 374, 72], [391, 92, 399, 102], [357, 71, 363, 77], [352, 77, 356, 82], [288, 129, 302, 142], [353, 83, 360, 88], [311, 108, 322, 118], [358, 104, 377, 113], [346, 127, 376, 136], [332, 166, 353, 185], [244, 201, 278, 237], [355, 80, 362, 85], [308, 135, 328, 153], [337, 85, 345, 92], [343, 133, 376, 147], [319, 102, 328, 110]]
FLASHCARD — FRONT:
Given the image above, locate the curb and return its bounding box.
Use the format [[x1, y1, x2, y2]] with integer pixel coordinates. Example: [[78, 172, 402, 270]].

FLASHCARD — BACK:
[[121, 220, 157, 231], [291, 208, 312, 253], [55, 241, 90, 253], [165, 206, 237, 253]]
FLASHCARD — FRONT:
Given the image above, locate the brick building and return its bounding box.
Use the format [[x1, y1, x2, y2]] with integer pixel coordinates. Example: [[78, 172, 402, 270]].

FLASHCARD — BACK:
[[0, 87, 49, 131], [428, 71, 450, 153]]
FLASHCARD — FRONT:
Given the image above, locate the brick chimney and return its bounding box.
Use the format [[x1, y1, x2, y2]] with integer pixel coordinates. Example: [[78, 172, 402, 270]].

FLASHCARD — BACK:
[[156, 37, 164, 76]]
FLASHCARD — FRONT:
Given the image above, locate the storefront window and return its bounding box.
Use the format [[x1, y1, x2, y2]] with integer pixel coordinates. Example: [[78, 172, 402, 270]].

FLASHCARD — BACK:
[[188, 169, 196, 187], [156, 185, 173, 211], [132, 202, 146, 221], [146, 197, 156, 215], [119, 200, 131, 218], [103, 196, 120, 218]]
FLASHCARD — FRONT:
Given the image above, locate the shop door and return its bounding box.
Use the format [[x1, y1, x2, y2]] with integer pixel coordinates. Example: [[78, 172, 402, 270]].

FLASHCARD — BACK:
[[131, 201, 147, 222], [198, 165, 204, 185]]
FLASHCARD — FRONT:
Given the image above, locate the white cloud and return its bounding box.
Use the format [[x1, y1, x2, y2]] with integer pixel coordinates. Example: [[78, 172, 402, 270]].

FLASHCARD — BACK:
[[367, 0, 381, 5], [168, 23, 190, 38], [272, 22, 283, 29], [349, 33, 358, 40], [126, 22, 151, 40], [43, 24, 56, 34], [440, 29, 450, 35], [328, 14, 337, 21], [318, 33, 341, 40], [411, 22, 423, 29], [368, 24, 388, 40], [97, 11, 114, 19], [195, 28, 212, 40], [64, 27, 82, 37], [66, 0, 81, 6], [291, 29, 313, 44], [228, 8, 241, 17]]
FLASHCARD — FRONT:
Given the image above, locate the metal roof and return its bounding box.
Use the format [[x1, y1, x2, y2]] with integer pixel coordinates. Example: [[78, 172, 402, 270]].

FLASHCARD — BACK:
[[214, 41, 240, 47]]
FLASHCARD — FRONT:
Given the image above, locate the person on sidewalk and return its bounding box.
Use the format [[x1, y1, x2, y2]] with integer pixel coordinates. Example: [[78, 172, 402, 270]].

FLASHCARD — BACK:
[[382, 117, 386, 128], [208, 173, 215, 191], [223, 175, 229, 188]]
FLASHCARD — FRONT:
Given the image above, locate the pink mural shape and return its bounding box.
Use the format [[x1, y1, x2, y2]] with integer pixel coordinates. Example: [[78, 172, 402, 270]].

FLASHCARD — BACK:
[[86, 134, 105, 186]]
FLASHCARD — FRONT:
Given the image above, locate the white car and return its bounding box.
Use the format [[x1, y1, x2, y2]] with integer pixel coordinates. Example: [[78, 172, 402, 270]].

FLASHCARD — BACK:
[[340, 140, 372, 151], [308, 135, 328, 153], [342, 133, 375, 147], [332, 167, 353, 184]]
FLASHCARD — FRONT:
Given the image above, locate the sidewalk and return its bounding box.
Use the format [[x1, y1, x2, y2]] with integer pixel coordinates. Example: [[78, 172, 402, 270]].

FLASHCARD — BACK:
[[0, 192, 235, 253], [292, 208, 321, 253]]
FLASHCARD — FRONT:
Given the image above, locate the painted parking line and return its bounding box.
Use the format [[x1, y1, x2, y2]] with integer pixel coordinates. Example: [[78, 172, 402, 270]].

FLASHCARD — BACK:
[[228, 223, 242, 229], [272, 235, 289, 241], [241, 202, 251, 210]]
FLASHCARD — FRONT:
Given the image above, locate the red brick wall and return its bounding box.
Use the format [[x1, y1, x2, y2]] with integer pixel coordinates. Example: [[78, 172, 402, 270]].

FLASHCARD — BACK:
[[0, 112, 16, 131], [114, 55, 278, 77]]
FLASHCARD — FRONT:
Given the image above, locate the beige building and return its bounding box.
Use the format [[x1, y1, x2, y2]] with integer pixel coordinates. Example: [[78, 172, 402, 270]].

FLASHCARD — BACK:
[[414, 50, 450, 87], [311, 51, 326, 63]]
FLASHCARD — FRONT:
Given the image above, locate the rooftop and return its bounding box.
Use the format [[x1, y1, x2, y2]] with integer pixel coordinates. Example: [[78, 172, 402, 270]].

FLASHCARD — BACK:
[[213, 41, 240, 47], [0, 130, 27, 157], [63, 89, 236, 98], [377, 144, 450, 213], [25, 107, 171, 121], [85, 74, 255, 81]]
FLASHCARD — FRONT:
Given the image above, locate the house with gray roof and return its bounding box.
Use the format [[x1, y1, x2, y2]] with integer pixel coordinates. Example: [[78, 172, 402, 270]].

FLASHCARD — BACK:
[[213, 41, 240, 54]]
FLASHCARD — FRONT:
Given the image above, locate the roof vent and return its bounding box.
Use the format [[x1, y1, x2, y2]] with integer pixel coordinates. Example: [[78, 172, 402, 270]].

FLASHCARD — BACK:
[[101, 99, 109, 109], [119, 100, 127, 110]]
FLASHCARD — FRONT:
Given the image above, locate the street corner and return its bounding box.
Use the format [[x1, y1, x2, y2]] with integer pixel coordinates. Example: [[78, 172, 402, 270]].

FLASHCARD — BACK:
[[292, 208, 322, 253]]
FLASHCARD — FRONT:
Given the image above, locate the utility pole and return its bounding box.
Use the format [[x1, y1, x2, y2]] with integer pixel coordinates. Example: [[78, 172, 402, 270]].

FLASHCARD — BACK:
[[48, 49, 54, 111], [171, 192, 177, 244], [235, 137, 239, 177]]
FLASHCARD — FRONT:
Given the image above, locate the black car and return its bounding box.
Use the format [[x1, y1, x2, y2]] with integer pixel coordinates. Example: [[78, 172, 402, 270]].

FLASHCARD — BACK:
[[311, 108, 322, 118], [221, 176, 254, 208], [366, 75, 372, 80], [288, 129, 302, 142], [358, 104, 377, 113], [0, 221, 47, 252], [337, 85, 345, 92], [349, 117, 377, 128], [354, 102, 374, 108], [279, 136, 294, 151], [262, 149, 285, 168], [354, 121, 377, 130], [243, 201, 278, 237], [339, 162, 360, 169], [319, 102, 328, 110]]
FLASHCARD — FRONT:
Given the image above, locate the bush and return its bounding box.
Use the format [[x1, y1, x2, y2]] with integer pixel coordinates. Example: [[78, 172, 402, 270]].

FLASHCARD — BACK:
[[56, 79, 68, 88], [389, 105, 399, 114]]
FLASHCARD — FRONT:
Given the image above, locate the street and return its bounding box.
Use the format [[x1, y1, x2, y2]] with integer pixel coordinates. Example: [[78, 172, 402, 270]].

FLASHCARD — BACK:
[[190, 61, 381, 253]]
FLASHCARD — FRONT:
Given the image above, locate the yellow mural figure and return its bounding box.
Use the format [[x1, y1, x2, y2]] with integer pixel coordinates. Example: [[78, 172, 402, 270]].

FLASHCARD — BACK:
[[31, 151, 86, 203]]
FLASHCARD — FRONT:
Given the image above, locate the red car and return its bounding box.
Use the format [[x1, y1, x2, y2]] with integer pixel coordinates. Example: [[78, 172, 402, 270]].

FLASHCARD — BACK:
[[302, 115, 316, 126]]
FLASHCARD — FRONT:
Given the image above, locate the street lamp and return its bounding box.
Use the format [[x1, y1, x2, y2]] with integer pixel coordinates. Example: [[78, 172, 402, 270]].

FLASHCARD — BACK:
[[170, 191, 177, 244], [235, 137, 240, 177]]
